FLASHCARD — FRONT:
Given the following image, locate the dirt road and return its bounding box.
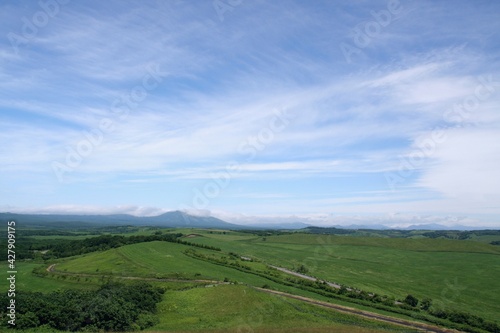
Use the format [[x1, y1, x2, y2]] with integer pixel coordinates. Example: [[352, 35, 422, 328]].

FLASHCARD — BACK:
[[254, 287, 461, 333], [269, 265, 343, 289], [46, 264, 461, 332]]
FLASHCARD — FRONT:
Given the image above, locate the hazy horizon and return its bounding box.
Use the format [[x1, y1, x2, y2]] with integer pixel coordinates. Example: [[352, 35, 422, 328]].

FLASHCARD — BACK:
[[1, 206, 498, 229]]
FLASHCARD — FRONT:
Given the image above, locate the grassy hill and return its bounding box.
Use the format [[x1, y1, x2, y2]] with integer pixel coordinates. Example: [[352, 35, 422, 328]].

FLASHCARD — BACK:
[[55, 241, 280, 287], [171, 231, 500, 323], [7, 244, 418, 333], [151, 284, 413, 332], [2, 226, 499, 332]]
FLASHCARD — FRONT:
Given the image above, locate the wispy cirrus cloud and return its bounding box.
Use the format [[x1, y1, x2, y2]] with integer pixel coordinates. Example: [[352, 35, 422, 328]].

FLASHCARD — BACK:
[[1, 0, 499, 227]]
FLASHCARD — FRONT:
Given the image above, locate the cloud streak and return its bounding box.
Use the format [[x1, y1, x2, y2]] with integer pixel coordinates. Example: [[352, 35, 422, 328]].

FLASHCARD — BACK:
[[1, 0, 499, 227]]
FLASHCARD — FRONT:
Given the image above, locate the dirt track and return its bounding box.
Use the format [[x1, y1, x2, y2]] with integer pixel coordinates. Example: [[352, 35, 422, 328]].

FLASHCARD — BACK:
[[254, 287, 462, 333], [46, 264, 462, 332], [269, 265, 343, 289]]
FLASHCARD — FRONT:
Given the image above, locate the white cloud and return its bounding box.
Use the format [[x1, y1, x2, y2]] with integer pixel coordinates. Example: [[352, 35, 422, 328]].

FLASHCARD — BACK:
[[1, 1, 500, 226], [1, 204, 169, 217], [417, 127, 500, 205]]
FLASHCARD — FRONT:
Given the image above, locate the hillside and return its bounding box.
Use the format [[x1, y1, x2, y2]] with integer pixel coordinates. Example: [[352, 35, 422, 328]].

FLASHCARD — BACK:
[[2, 226, 500, 332]]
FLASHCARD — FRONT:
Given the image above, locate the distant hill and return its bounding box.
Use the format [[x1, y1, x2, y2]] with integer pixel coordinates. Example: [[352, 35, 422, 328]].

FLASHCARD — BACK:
[[1, 212, 495, 231], [401, 223, 484, 231], [332, 224, 391, 230], [243, 222, 311, 230], [145, 211, 242, 229], [0, 211, 242, 229]]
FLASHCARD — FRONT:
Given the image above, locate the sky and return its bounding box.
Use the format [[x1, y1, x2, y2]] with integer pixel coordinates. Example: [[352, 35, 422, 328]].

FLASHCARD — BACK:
[[1, 0, 500, 227]]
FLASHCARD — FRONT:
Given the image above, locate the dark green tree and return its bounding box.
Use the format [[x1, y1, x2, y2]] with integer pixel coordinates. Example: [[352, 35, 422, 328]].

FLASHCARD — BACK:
[[420, 297, 432, 311], [403, 294, 419, 307], [16, 312, 39, 329]]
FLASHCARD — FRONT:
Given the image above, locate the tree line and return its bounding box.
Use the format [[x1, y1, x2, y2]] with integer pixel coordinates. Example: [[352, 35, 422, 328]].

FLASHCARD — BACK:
[[14, 233, 184, 260], [13, 231, 223, 260]]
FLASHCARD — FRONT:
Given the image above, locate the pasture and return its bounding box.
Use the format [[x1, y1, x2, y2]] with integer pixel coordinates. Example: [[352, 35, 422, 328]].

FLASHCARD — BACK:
[[180, 231, 500, 323], [4, 227, 500, 332], [150, 284, 414, 332]]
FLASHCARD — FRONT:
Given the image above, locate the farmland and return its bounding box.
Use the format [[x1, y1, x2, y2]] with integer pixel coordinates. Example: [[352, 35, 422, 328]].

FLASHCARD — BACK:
[[2, 225, 500, 332], [183, 232, 500, 322]]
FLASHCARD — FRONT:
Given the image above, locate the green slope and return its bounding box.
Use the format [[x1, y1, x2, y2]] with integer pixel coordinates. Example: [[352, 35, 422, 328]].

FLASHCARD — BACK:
[[55, 241, 281, 288], [179, 232, 500, 323], [150, 284, 413, 332]]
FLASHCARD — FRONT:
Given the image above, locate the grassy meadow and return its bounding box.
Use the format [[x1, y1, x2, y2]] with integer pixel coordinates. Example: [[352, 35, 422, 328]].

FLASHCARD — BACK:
[[150, 284, 415, 333], [172, 231, 500, 323], [3, 226, 500, 332]]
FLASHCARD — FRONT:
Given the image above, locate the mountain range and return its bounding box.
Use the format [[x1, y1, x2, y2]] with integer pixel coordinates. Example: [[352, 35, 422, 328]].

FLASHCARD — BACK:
[[0, 212, 495, 230], [0, 211, 240, 229]]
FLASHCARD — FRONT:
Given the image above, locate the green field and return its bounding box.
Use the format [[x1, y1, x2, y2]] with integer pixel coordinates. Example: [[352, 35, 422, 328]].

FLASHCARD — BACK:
[[56, 241, 282, 288], [10, 262, 100, 292], [3, 227, 500, 332], [5, 245, 417, 332], [150, 284, 413, 333], [48, 231, 500, 323], [171, 232, 500, 323]]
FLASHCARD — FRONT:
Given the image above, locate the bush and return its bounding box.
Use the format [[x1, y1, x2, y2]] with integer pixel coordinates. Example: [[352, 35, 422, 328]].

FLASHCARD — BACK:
[[403, 294, 419, 307], [17, 312, 39, 329], [420, 298, 432, 311], [136, 313, 160, 330], [295, 264, 309, 274]]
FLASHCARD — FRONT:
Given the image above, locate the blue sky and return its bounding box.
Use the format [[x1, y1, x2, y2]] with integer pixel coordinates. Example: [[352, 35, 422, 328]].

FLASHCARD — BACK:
[[1, 0, 500, 227]]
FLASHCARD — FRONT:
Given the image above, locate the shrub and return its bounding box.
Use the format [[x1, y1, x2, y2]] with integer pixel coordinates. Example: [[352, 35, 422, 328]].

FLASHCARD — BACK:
[[403, 294, 419, 307]]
